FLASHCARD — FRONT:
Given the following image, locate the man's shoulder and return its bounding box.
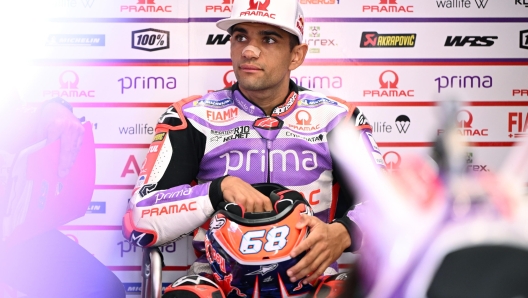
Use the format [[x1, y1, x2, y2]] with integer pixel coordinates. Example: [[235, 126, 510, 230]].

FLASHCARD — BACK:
[[297, 89, 353, 112], [179, 89, 235, 111]]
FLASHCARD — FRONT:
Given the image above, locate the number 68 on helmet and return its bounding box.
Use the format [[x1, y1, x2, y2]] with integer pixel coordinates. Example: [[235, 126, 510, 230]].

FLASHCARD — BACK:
[[205, 183, 315, 298]]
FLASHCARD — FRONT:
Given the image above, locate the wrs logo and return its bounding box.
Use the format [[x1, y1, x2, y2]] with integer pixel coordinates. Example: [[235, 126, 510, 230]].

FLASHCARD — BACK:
[[120, 0, 172, 13], [360, 31, 416, 48], [363, 70, 415, 97], [437, 110, 489, 136], [508, 112, 527, 138], [444, 36, 497, 47], [240, 0, 275, 19], [43, 70, 95, 98], [362, 0, 414, 13], [206, 34, 230, 45], [205, 0, 233, 13]]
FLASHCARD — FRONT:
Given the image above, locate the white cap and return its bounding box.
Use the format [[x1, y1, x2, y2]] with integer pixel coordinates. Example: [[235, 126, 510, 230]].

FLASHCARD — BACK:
[[216, 0, 304, 44]]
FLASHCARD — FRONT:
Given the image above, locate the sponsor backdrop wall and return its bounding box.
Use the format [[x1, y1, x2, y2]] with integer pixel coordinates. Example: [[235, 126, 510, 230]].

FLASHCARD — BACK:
[[13, 0, 528, 296]]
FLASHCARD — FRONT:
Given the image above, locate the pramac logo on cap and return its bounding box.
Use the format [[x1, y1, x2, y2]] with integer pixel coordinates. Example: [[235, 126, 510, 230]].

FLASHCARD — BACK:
[[241, 0, 276, 18], [248, 0, 270, 10]]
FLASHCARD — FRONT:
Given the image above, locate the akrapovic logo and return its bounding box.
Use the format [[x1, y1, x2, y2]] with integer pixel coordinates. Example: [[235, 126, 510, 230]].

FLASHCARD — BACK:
[[360, 32, 416, 48]]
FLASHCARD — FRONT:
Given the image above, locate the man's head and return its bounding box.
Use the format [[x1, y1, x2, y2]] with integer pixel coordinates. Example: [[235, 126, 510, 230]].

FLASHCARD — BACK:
[[216, 0, 307, 93]]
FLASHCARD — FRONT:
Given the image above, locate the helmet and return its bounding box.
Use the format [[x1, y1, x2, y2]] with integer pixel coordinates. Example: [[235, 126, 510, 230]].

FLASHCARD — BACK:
[[163, 275, 226, 298], [205, 183, 314, 297]]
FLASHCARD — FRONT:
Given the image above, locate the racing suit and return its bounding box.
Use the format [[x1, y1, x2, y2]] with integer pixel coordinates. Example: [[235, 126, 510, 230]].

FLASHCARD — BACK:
[[122, 80, 385, 271]]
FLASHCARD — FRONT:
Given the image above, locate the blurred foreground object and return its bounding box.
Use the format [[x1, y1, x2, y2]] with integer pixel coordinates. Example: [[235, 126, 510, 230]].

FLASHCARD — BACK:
[[3, 122, 95, 246], [332, 102, 528, 298]]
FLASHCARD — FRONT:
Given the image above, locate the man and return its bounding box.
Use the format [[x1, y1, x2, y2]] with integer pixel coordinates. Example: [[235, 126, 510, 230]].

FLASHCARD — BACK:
[[122, 0, 385, 295]]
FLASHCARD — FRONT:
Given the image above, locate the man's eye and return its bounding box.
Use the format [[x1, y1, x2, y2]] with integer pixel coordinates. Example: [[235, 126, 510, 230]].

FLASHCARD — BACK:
[[235, 35, 247, 42], [264, 37, 276, 44]]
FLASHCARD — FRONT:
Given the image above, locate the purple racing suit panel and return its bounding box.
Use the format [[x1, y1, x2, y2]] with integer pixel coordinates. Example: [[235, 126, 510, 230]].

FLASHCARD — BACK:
[[123, 81, 385, 251]]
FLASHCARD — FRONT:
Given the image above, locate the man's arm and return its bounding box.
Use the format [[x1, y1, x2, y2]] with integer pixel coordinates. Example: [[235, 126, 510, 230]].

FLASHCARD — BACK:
[[287, 107, 384, 284], [122, 103, 225, 247]]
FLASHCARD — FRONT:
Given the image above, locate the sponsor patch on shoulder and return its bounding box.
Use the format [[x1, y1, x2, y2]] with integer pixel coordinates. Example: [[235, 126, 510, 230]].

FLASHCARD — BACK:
[[153, 132, 166, 142], [158, 106, 180, 124], [298, 97, 338, 107], [356, 111, 369, 126], [372, 152, 385, 166], [193, 98, 233, 108], [366, 132, 380, 153]]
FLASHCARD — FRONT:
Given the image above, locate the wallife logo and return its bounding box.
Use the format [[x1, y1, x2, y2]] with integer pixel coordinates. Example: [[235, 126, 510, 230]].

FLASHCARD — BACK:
[[445, 36, 497, 47], [395, 115, 411, 133], [206, 34, 230, 45], [360, 32, 416, 48], [520, 30, 528, 50], [435, 0, 489, 8], [515, 0, 528, 7]]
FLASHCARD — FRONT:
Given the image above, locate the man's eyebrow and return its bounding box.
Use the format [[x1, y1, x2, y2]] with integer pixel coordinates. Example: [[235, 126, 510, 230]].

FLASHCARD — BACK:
[[259, 30, 284, 39], [231, 27, 284, 39], [231, 27, 248, 35]]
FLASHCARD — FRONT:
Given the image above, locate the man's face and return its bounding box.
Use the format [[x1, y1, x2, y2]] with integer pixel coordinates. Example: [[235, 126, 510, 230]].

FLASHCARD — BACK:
[[230, 23, 294, 92]]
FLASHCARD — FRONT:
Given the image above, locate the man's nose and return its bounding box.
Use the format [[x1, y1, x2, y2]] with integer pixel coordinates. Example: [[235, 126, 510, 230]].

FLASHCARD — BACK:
[[242, 45, 261, 59]]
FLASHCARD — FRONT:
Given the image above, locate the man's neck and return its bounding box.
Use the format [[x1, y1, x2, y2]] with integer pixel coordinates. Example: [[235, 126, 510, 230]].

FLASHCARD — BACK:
[[238, 78, 291, 116]]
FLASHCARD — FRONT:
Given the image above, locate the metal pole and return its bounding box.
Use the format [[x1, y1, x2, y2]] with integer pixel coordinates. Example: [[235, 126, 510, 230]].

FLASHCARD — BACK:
[[141, 247, 163, 298]]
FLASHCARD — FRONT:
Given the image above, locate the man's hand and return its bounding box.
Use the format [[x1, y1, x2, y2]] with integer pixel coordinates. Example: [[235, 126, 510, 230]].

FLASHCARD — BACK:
[[287, 214, 351, 284], [220, 176, 273, 212], [37, 102, 84, 178]]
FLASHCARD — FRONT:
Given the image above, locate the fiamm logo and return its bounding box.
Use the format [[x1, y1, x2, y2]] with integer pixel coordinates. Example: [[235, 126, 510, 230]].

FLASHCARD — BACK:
[[508, 112, 527, 138], [360, 32, 416, 48]]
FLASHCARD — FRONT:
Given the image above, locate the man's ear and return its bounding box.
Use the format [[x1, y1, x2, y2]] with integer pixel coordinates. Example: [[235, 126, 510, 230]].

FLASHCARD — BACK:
[[289, 44, 308, 71]]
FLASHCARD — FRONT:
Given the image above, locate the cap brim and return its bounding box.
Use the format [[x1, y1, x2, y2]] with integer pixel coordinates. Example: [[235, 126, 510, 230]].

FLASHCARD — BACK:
[[216, 18, 301, 43]]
